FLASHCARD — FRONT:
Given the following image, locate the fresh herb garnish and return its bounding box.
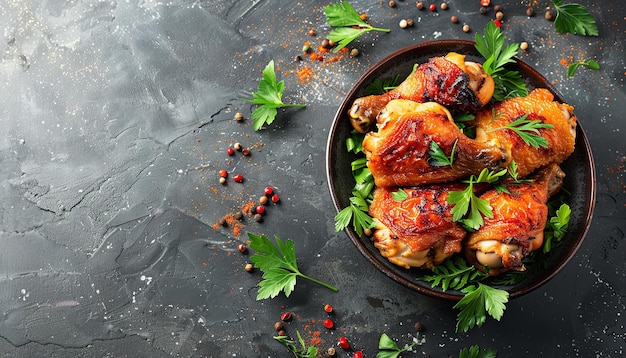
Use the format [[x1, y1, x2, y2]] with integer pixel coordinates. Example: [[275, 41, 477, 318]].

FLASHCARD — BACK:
[[459, 345, 498, 358], [475, 21, 528, 101], [242, 60, 306, 131], [543, 203, 571, 253], [454, 283, 509, 333], [376, 333, 418, 358], [274, 331, 318, 358], [448, 169, 507, 230], [486, 113, 554, 149], [324, 2, 390, 52], [391, 188, 408, 201], [248, 233, 338, 299], [346, 130, 366, 154], [364, 75, 401, 96], [422, 255, 487, 291], [567, 59, 600, 78], [334, 189, 375, 236], [551, 0, 599, 36], [428, 139, 457, 168]]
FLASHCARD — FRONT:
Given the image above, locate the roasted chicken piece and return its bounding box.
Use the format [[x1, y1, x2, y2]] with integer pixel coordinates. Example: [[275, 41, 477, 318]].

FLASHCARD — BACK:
[[464, 163, 565, 276], [473, 88, 577, 178], [369, 184, 467, 269], [363, 100, 509, 187], [349, 52, 495, 132]]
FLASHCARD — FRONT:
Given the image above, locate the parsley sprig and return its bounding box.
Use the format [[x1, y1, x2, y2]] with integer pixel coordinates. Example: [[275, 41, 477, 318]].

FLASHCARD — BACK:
[[274, 331, 318, 358], [459, 345, 498, 358], [248, 233, 337, 299], [324, 2, 390, 52], [422, 256, 487, 291], [475, 21, 528, 101], [428, 139, 457, 168], [242, 60, 306, 131], [377, 333, 418, 358], [455, 283, 509, 333], [542, 203, 571, 253], [486, 113, 554, 149], [567, 59, 600, 78], [551, 0, 599, 36]]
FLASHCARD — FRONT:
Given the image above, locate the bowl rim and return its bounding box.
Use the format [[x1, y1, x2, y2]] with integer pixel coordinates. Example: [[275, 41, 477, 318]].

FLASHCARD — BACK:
[[325, 39, 596, 301]]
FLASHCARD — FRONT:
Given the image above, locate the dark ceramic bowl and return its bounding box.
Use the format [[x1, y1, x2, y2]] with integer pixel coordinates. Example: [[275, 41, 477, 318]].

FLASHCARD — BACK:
[[326, 40, 596, 301]]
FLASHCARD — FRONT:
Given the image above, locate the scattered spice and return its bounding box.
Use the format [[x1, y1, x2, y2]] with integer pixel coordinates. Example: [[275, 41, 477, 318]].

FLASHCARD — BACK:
[[219, 177, 226, 185], [274, 321, 284, 331], [406, 18, 414, 27], [388, 0, 395, 7], [338, 336, 350, 350], [323, 319, 334, 329], [238, 243, 247, 253], [399, 19, 408, 29], [233, 142, 242, 151], [429, 3, 436, 11], [281, 311, 293, 322], [441, 2, 448, 10], [327, 347, 336, 356], [259, 195, 268, 205], [480, 0, 490, 6], [496, 11, 504, 20], [463, 24, 470, 32], [297, 65, 313, 83], [234, 112, 243, 121], [451, 15, 459, 23], [416, 1, 424, 10], [493, 4, 502, 12], [254, 213, 263, 222], [233, 173, 244, 183], [349, 48, 359, 57], [520, 41, 529, 51], [526, 7, 535, 17], [271, 194, 280, 203], [226, 147, 235, 156], [242, 147, 251, 156], [545, 9, 555, 21], [245, 263, 254, 272], [218, 169, 228, 178], [324, 304, 333, 313], [264, 186, 274, 195], [480, 7, 488, 14]]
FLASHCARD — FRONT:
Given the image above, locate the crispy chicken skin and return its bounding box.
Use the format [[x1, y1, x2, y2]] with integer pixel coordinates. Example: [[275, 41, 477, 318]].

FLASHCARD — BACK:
[[473, 88, 577, 178], [363, 100, 509, 187], [369, 184, 467, 269], [464, 163, 566, 276], [348, 53, 495, 132]]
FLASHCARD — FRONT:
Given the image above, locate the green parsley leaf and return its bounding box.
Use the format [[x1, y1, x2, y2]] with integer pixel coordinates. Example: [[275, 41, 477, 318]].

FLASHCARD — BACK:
[[475, 21, 528, 101], [454, 283, 509, 333], [551, 0, 599, 36], [363, 75, 401, 95], [428, 139, 457, 168], [421, 256, 487, 291], [391, 188, 408, 201], [486, 113, 554, 149], [242, 60, 306, 130], [543, 203, 571, 253], [346, 130, 366, 154], [334, 189, 375, 236], [448, 169, 506, 230], [248, 233, 337, 300], [567, 59, 600, 78], [324, 2, 390, 52], [459, 345, 498, 358], [376, 333, 418, 358], [274, 331, 318, 358]]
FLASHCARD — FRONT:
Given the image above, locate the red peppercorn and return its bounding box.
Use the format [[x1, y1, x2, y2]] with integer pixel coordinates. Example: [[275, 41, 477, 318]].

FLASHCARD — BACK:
[[481, 0, 491, 6], [237, 244, 247, 253], [494, 19, 502, 27], [324, 304, 333, 313], [280, 311, 292, 322], [338, 336, 349, 350], [226, 147, 235, 156], [429, 3, 436, 11], [218, 169, 228, 178], [233, 174, 244, 183], [271, 194, 280, 203], [255, 205, 265, 215], [264, 186, 274, 195], [353, 352, 363, 358], [323, 319, 334, 329]]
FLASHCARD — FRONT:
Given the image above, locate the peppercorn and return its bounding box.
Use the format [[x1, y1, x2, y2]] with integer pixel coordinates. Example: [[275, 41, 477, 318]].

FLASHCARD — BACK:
[[218, 217, 227, 226], [493, 4, 502, 12], [254, 213, 263, 222], [234, 112, 243, 121], [294, 55, 302, 62], [323, 319, 334, 329], [450, 15, 458, 23], [416, 2, 424, 10], [277, 329, 287, 337], [353, 352, 363, 358], [480, 0, 490, 6], [234, 211, 243, 220], [233, 142, 242, 151], [462, 24, 470, 32], [388, 0, 395, 7], [414, 321, 424, 331], [324, 304, 333, 313], [429, 3, 436, 11], [545, 9, 555, 21], [226, 147, 235, 156], [363, 228, 372, 236], [494, 19, 502, 27], [399, 19, 408, 29], [274, 321, 284, 331], [440, 2, 448, 10], [338, 336, 350, 350], [271, 194, 280, 203], [349, 48, 359, 57], [520, 41, 529, 51], [244, 263, 254, 272], [259, 196, 268, 205], [496, 11, 504, 20], [238, 244, 247, 253], [280, 311, 293, 322], [406, 18, 414, 27], [526, 7, 534, 17], [218, 169, 228, 178], [327, 347, 336, 356], [328, 39, 335, 47], [308, 29, 316, 36], [479, 6, 488, 14], [241, 147, 251, 156], [255, 205, 265, 215], [219, 177, 227, 185], [233, 173, 243, 183], [321, 38, 330, 48]]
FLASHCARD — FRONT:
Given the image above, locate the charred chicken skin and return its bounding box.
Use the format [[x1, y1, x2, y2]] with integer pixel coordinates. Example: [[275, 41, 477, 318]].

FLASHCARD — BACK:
[[363, 100, 509, 187], [464, 163, 566, 276], [369, 184, 467, 269], [348, 52, 495, 132], [473, 88, 577, 178]]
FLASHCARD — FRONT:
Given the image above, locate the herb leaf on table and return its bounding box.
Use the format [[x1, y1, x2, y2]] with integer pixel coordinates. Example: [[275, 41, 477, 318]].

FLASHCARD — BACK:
[[567, 59, 600, 78], [551, 0, 599, 36], [459, 345, 498, 358], [454, 283, 509, 333], [248, 233, 337, 300], [242, 60, 306, 131], [324, 2, 390, 52]]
